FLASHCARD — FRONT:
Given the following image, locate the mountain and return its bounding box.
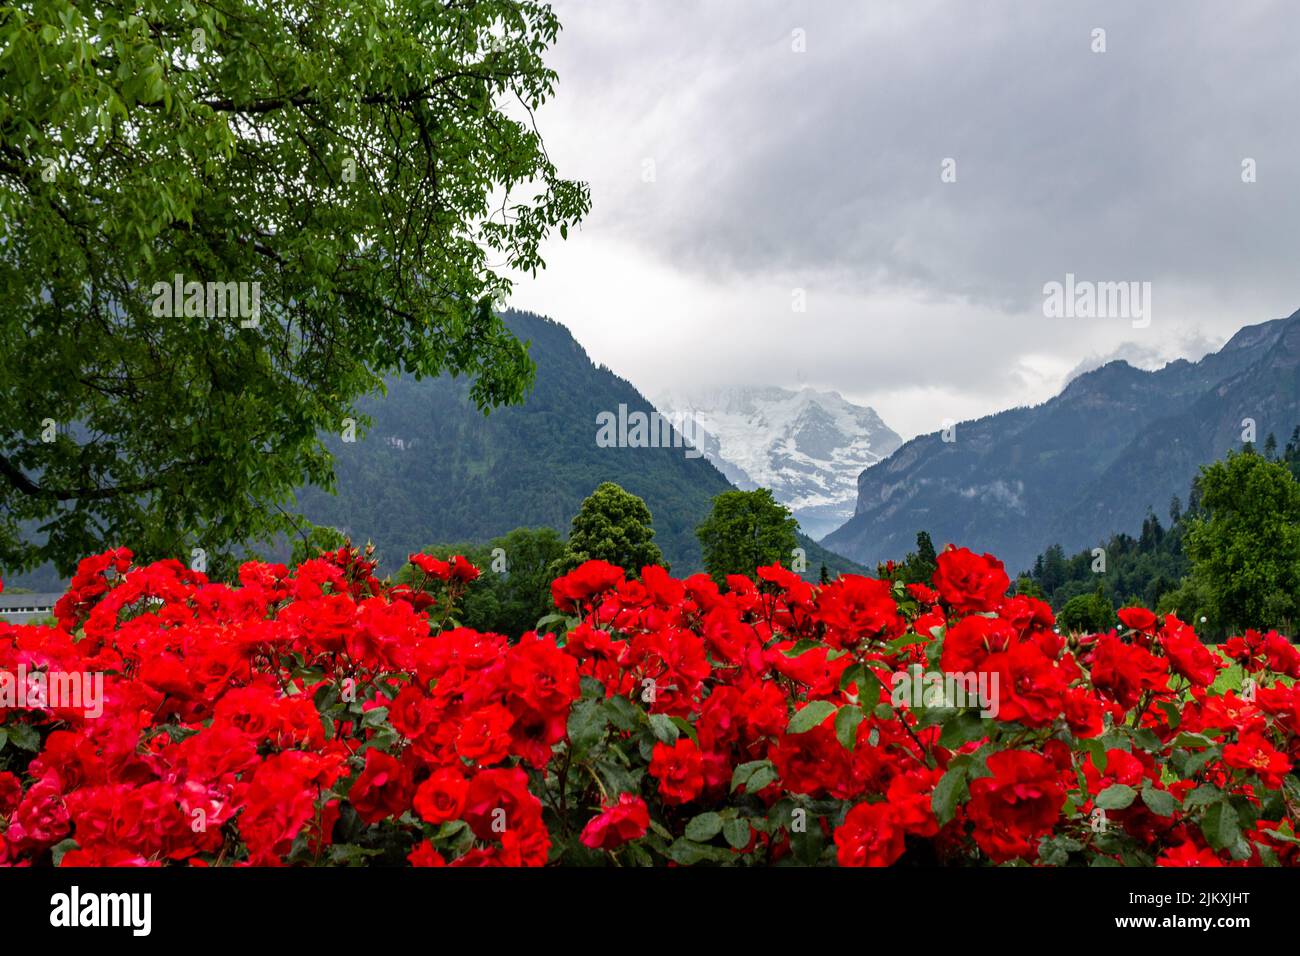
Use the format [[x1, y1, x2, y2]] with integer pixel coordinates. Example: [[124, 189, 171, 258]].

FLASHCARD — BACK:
[[296, 311, 865, 578], [823, 308, 1300, 573], [653, 386, 901, 539]]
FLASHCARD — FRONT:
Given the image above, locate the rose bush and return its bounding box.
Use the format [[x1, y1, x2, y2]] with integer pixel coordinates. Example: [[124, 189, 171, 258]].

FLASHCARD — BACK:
[[0, 543, 1297, 867]]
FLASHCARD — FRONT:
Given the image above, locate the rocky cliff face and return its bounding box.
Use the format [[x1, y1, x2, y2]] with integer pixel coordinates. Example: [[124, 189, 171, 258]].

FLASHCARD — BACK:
[[823, 309, 1300, 572]]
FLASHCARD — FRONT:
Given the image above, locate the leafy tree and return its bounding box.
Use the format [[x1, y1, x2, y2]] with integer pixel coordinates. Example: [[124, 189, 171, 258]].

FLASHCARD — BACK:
[[557, 483, 664, 577], [696, 488, 798, 584], [0, 0, 590, 576], [897, 531, 939, 585], [1057, 585, 1114, 634], [1183, 451, 1300, 632], [398, 526, 564, 637], [1014, 575, 1046, 600], [289, 524, 350, 569]]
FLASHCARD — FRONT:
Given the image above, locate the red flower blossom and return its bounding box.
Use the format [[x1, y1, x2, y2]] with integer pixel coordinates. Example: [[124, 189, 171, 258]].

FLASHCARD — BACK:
[[835, 801, 905, 867], [1223, 732, 1292, 787], [580, 793, 650, 850], [550, 560, 626, 612], [348, 750, 413, 825], [932, 547, 1010, 614], [967, 750, 1065, 863], [1089, 635, 1170, 710], [1118, 606, 1159, 633], [649, 738, 705, 805], [413, 768, 469, 824]]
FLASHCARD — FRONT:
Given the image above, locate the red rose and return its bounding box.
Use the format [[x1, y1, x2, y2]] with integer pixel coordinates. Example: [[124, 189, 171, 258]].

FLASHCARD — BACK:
[[1261, 631, 1300, 679], [834, 801, 905, 867], [1118, 606, 1158, 633], [5, 777, 69, 852], [1223, 732, 1291, 787], [939, 614, 1016, 673], [0, 771, 24, 817], [580, 793, 650, 850], [455, 704, 515, 765], [649, 738, 705, 805], [977, 641, 1070, 727], [815, 575, 905, 647], [407, 840, 447, 867], [1159, 617, 1222, 687], [550, 560, 626, 612], [462, 767, 547, 857], [413, 768, 468, 824], [408, 553, 451, 580], [1157, 840, 1223, 867], [1089, 635, 1170, 709], [1063, 686, 1105, 738], [348, 750, 413, 825], [966, 750, 1065, 863], [448, 555, 481, 583], [932, 547, 1010, 614], [506, 636, 582, 718]]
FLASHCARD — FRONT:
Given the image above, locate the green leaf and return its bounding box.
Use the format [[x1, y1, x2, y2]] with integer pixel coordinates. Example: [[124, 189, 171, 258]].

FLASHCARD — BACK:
[[566, 697, 608, 755], [834, 704, 863, 752], [722, 818, 751, 850], [1131, 727, 1163, 752], [669, 716, 698, 744], [604, 695, 639, 732], [1094, 784, 1138, 810], [931, 767, 968, 825], [685, 812, 723, 842], [50, 839, 79, 867], [730, 759, 770, 793], [8, 723, 39, 752], [938, 709, 988, 748], [885, 632, 927, 652], [744, 765, 778, 793], [1140, 784, 1178, 817], [781, 638, 827, 658], [1171, 731, 1216, 749], [665, 838, 730, 865], [647, 713, 680, 743], [1182, 784, 1223, 810], [787, 700, 836, 734], [1201, 800, 1240, 852], [329, 844, 385, 865]]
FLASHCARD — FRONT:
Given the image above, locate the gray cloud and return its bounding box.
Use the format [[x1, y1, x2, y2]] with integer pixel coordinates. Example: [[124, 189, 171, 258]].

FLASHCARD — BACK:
[[513, 0, 1300, 439]]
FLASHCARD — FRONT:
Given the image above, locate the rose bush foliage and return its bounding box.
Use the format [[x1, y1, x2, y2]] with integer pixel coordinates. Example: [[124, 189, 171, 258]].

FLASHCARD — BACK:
[[1, 543, 1298, 867]]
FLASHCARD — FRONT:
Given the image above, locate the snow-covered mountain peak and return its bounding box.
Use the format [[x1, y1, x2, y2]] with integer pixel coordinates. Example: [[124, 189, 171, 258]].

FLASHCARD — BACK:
[[653, 385, 902, 540]]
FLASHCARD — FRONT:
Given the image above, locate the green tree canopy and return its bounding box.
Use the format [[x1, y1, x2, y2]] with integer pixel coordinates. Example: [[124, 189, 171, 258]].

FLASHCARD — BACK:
[[696, 488, 798, 584], [1057, 586, 1114, 634], [0, 0, 589, 575], [398, 525, 564, 637], [557, 482, 664, 577], [895, 530, 938, 585], [1183, 450, 1300, 633]]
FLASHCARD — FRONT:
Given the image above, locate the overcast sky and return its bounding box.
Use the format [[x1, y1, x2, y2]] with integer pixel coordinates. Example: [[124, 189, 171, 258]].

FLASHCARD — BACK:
[[508, 0, 1300, 440]]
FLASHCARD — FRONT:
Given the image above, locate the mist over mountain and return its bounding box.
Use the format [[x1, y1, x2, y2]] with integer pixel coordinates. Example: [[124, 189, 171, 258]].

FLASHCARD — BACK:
[[823, 308, 1300, 573], [653, 386, 901, 539], [295, 311, 865, 578]]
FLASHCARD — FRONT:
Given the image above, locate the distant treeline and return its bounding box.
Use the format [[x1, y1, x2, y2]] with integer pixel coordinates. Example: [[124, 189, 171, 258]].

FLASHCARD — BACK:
[[1020, 429, 1300, 639]]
